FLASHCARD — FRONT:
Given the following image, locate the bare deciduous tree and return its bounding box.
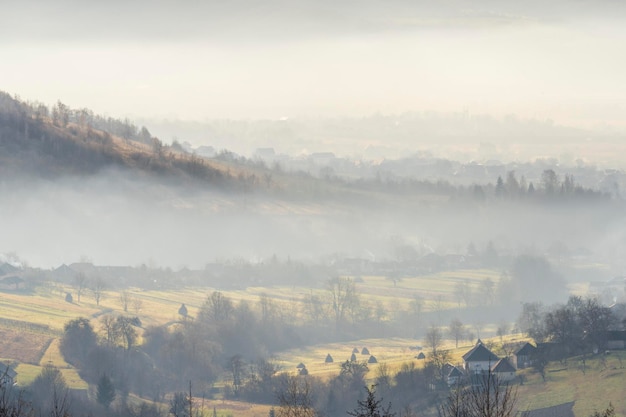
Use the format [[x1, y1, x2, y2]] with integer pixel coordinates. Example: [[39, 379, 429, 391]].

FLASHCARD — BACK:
[[496, 321, 509, 345], [92, 277, 105, 306], [74, 273, 87, 303], [100, 314, 119, 346], [440, 371, 517, 417], [119, 290, 131, 312], [424, 325, 443, 355], [303, 292, 327, 324], [0, 370, 32, 417], [375, 363, 392, 391], [115, 316, 137, 351], [229, 355, 245, 397], [132, 297, 143, 315], [431, 295, 446, 325], [276, 375, 317, 417], [327, 276, 359, 327], [449, 319, 465, 349], [199, 291, 234, 323], [427, 349, 451, 383]]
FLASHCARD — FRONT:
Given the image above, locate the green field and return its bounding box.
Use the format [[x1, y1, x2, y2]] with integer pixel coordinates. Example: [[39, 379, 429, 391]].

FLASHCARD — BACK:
[[515, 351, 626, 417]]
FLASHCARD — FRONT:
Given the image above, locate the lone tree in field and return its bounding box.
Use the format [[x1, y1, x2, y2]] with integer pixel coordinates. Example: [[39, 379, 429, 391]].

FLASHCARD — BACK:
[[425, 325, 443, 355], [348, 385, 395, 417], [96, 373, 116, 409], [74, 272, 87, 303], [92, 277, 106, 306], [448, 319, 465, 348]]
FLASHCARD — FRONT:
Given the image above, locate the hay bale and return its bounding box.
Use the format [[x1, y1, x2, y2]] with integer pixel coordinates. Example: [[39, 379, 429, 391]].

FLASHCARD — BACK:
[[352, 347, 359, 354], [296, 362, 306, 369], [350, 353, 357, 362], [325, 353, 334, 363], [361, 347, 370, 355], [299, 367, 309, 375], [416, 352, 426, 360], [368, 355, 378, 364]]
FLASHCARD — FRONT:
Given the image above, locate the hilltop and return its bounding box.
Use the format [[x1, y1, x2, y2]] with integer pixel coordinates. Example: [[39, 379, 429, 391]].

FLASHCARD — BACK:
[[0, 92, 393, 204], [0, 92, 259, 190]]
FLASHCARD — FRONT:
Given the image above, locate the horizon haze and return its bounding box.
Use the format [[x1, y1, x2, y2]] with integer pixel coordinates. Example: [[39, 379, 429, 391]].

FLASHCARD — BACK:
[[2, 0, 626, 133]]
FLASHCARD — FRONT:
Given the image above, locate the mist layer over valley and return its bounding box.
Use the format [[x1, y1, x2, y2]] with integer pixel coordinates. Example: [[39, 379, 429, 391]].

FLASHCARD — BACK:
[[1, 172, 624, 274], [1, 93, 625, 278]]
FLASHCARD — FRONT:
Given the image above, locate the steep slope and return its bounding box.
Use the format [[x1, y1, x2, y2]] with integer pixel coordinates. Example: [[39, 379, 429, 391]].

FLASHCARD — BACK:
[[0, 92, 232, 187]]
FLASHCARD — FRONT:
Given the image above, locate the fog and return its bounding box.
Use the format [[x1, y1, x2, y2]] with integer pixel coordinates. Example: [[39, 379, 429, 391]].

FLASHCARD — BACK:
[[1, 0, 625, 298], [0, 166, 624, 275], [2, 0, 626, 131]]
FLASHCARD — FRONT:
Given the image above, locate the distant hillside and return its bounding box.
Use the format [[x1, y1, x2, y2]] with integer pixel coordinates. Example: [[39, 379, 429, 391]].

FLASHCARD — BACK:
[[0, 91, 236, 188], [0, 91, 614, 208]]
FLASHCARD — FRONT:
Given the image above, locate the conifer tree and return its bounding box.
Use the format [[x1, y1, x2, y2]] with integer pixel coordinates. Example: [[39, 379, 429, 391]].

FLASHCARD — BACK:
[[97, 374, 116, 409]]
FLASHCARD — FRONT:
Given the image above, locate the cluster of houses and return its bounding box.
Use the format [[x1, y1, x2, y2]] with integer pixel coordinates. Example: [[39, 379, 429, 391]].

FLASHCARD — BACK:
[[443, 339, 536, 386]]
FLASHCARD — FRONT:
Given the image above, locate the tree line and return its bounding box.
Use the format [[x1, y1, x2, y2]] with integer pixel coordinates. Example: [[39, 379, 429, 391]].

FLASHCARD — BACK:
[[518, 295, 621, 351]]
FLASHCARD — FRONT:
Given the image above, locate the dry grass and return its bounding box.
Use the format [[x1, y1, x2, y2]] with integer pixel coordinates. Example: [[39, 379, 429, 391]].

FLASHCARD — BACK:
[[2, 277, 625, 416], [190, 399, 272, 417], [0, 329, 51, 364], [0, 269, 501, 370], [0, 287, 102, 330], [14, 338, 88, 389], [273, 333, 529, 382], [356, 270, 501, 312]]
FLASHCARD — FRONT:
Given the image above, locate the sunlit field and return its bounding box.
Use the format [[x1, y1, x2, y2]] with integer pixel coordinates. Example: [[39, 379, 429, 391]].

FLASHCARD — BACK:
[[1, 267, 623, 416]]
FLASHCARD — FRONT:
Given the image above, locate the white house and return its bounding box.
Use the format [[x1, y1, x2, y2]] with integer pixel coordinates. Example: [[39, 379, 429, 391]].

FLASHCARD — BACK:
[[462, 340, 500, 374]]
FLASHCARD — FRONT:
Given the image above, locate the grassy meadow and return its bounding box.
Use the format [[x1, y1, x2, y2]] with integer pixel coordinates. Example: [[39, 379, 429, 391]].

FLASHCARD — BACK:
[[514, 351, 626, 417], [0, 268, 501, 389], [1, 268, 624, 416]]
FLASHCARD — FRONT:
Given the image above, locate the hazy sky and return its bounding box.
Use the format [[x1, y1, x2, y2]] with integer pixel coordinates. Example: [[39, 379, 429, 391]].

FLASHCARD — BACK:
[[2, 0, 626, 129]]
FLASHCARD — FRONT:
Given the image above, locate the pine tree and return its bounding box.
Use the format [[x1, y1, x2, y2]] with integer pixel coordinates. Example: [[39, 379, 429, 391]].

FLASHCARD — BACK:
[[348, 385, 395, 417], [97, 373, 116, 409], [495, 176, 506, 198]]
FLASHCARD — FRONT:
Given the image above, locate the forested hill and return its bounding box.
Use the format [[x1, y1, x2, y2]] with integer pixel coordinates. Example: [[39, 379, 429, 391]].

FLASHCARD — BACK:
[[0, 92, 239, 188], [0, 91, 613, 206]]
